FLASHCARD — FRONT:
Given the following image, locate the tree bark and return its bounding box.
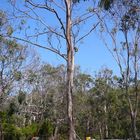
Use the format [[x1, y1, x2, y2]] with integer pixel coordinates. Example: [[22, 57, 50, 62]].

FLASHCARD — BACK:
[[130, 112, 139, 139], [132, 42, 139, 140], [104, 103, 108, 138], [65, 0, 76, 139], [52, 125, 58, 140], [67, 55, 75, 140], [99, 122, 103, 140], [124, 31, 139, 140]]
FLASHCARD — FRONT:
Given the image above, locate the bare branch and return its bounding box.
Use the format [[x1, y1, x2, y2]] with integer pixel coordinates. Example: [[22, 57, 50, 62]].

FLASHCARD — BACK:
[[12, 3, 66, 40], [72, 10, 97, 26], [76, 22, 100, 44], [9, 36, 67, 61], [96, 13, 125, 76], [53, 0, 66, 12], [26, 0, 67, 41]]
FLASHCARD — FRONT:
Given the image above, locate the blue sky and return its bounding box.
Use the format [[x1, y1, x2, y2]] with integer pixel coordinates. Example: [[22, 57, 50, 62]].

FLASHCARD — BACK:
[[0, 0, 119, 75]]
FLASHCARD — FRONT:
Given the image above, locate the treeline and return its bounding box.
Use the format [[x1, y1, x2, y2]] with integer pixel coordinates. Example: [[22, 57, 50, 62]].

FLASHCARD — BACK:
[[0, 39, 140, 139], [0, 0, 140, 139]]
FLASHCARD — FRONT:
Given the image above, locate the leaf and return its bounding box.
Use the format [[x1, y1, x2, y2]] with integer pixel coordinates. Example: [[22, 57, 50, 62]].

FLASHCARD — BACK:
[[7, 25, 13, 36], [99, 0, 114, 10], [18, 91, 26, 104], [14, 71, 22, 81], [21, 19, 26, 25]]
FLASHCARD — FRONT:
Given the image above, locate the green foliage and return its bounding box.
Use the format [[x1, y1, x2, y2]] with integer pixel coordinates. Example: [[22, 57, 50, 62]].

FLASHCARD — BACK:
[[7, 25, 13, 36], [27, 70, 37, 84], [72, 0, 87, 3], [99, 0, 114, 10], [58, 122, 68, 140], [2, 123, 22, 140], [38, 120, 54, 138], [14, 71, 22, 81], [7, 102, 18, 116], [120, 1, 140, 31], [100, 0, 140, 32], [0, 0, 139, 139], [0, 10, 7, 26], [20, 19, 26, 25], [22, 123, 38, 137], [0, 111, 22, 140], [0, 62, 140, 139], [0, 111, 7, 123], [18, 91, 26, 104]]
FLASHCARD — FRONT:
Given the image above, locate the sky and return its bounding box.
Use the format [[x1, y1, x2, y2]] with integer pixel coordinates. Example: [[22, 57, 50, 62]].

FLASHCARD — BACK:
[[0, 0, 120, 76]]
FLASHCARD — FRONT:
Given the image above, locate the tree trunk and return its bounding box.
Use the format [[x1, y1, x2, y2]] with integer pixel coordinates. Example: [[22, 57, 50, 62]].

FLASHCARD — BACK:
[[67, 48, 75, 140], [99, 122, 103, 140], [52, 125, 58, 140], [124, 32, 139, 139], [132, 43, 139, 140], [104, 102, 108, 138], [131, 112, 139, 139], [85, 119, 90, 139], [127, 93, 139, 139], [67, 46, 75, 140], [65, 0, 76, 139]]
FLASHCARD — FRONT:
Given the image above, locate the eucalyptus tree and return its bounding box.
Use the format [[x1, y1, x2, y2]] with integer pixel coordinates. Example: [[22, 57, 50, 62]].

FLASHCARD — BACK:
[[91, 68, 113, 138], [0, 10, 32, 140], [98, 0, 140, 139], [6, 0, 100, 139], [17, 64, 69, 139], [0, 34, 27, 109], [73, 71, 94, 139]]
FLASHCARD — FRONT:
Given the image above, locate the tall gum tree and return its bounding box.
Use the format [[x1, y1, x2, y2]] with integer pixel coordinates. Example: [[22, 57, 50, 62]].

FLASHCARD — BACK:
[[6, 0, 100, 139], [98, 0, 140, 139]]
